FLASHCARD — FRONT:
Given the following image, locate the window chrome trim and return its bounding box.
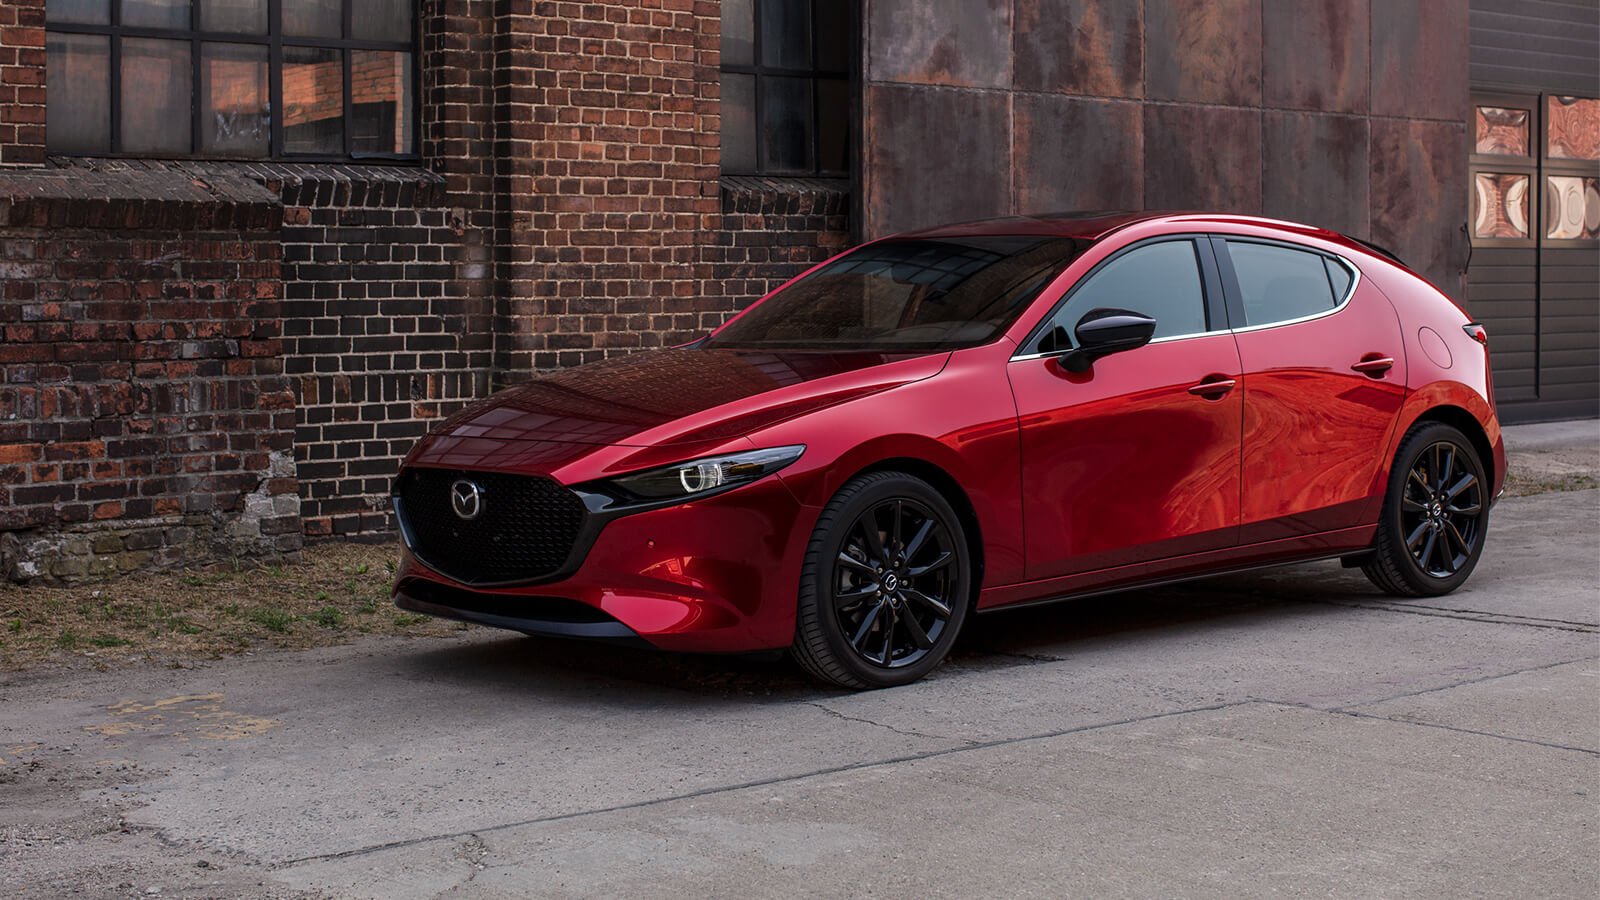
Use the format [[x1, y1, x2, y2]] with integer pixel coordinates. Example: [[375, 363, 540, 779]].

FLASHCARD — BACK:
[[1008, 249, 1363, 362]]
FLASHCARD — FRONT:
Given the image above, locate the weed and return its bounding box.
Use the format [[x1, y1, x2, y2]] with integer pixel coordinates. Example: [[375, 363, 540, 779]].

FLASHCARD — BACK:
[[309, 607, 345, 629], [248, 608, 295, 634], [7, 619, 21, 634], [56, 630, 81, 650], [393, 613, 428, 628], [355, 563, 370, 576], [89, 635, 130, 648]]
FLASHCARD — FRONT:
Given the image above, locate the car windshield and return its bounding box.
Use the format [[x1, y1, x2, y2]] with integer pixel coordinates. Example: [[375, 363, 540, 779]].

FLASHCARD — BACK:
[[703, 235, 1090, 351]]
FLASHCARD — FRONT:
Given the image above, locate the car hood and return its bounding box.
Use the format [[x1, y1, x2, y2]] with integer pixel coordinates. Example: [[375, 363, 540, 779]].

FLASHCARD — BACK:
[[415, 348, 950, 459]]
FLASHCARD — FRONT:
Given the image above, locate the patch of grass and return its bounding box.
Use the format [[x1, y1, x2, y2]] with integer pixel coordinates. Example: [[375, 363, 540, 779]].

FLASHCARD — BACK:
[[0, 539, 452, 671], [309, 607, 345, 629], [248, 607, 295, 634]]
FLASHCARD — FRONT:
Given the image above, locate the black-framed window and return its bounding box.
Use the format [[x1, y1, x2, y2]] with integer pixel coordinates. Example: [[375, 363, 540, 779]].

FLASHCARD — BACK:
[[720, 0, 852, 178], [45, 1, 418, 162]]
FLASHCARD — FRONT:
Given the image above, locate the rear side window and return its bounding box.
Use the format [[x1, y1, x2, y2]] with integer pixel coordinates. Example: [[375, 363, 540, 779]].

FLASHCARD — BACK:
[[1045, 239, 1208, 347], [1227, 241, 1344, 327]]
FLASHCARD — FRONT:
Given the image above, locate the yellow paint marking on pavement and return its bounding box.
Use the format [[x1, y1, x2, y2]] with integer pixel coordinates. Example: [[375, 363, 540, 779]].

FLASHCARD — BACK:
[[85, 692, 279, 742]]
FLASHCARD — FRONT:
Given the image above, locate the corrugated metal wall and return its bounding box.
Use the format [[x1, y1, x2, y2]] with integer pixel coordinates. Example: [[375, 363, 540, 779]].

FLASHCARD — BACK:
[[1469, 0, 1600, 422]]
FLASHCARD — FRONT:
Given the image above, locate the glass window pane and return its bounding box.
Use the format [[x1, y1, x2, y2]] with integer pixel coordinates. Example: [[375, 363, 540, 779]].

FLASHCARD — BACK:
[[1474, 106, 1529, 156], [283, 46, 344, 154], [721, 72, 756, 172], [1545, 176, 1600, 240], [351, 50, 413, 154], [120, 37, 192, 155], [199, 0, 266, 34], [1060, 241, 1206, 341], [814, 0, 850, 71], [1547, 96, 1600, 160], [1472, 173, 1531, 239], [283, 0, 342, 38], [352, 0, 414, 43], [816, 77, 848, 174], [122, 0, 192, 29], [46, 33, 111, 154], [48, 0, 110, 24], [760, 75, 811, 174], [1227, 242, 1337, 326], [200, 42, 269, 157], [722, 0, 754, 66], [759, 0, 811, 69], [1324, 258, 1353, 299]]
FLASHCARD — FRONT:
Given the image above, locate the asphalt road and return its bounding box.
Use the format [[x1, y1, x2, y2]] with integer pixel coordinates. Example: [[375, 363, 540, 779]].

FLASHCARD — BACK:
[[2, 486, 1597, 897]]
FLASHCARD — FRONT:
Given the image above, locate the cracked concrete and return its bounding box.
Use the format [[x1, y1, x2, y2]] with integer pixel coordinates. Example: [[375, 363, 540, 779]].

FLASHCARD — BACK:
[[2, 439, 1597, 896]]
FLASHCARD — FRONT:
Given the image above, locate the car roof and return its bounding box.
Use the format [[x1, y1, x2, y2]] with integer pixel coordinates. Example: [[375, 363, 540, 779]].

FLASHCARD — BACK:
[[893, 211, 1401, 263]]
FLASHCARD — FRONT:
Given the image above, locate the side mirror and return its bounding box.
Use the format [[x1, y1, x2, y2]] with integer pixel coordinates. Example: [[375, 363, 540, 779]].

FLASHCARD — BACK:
[[1061, 308, 1157, 373]]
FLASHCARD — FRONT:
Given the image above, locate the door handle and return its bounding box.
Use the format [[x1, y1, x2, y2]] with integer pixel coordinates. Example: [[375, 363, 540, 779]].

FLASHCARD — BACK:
[[1351, 355, 1395, 376], [1187, 377, 1236, 399]]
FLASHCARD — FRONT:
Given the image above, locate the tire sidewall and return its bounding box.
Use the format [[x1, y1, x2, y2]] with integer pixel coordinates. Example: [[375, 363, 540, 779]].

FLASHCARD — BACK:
[[805, 474, 972, 688], [1383, 423, 1490, 594]]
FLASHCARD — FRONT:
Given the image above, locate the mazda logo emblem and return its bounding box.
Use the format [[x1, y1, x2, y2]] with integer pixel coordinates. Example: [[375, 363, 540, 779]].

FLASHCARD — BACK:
[[450, 479, 484, 521]]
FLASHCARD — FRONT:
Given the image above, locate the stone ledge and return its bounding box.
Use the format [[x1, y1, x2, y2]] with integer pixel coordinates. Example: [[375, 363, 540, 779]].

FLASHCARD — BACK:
[[720, 175, 851, 216], [48, 157, 449, 209]]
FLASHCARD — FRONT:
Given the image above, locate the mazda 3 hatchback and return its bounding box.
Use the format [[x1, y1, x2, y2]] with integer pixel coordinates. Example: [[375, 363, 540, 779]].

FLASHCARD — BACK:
[[392, 212, 1505, 688]]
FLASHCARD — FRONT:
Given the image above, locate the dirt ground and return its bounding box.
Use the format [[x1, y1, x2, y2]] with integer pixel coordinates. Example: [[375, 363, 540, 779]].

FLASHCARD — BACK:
[[0, 540, 462, 672]]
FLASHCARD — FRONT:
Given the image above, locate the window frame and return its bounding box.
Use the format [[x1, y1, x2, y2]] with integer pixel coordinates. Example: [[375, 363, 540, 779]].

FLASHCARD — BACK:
[[45, 1, 421, 163], [718, 0, 853, 178], [1013, 235, 1229, 360], [1211, 236, 1360, 333]]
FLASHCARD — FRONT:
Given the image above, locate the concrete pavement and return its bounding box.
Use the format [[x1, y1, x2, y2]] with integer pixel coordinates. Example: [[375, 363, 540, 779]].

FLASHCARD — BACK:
[[1, 437, 1597, 897]]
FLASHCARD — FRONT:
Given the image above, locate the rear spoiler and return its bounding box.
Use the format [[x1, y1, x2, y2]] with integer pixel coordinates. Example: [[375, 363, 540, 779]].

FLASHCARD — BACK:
[[1349, 236, 1406, 267]]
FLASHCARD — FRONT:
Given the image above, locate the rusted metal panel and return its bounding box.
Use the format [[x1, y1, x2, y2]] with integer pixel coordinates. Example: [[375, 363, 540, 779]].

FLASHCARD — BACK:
[[1263, 111, 1370, 238]]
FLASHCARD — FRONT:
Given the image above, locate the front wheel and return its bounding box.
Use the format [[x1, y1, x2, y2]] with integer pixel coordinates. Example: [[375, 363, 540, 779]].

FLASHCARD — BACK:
[[1362, 422, 1491, 597], [791, 471, 972, 689]]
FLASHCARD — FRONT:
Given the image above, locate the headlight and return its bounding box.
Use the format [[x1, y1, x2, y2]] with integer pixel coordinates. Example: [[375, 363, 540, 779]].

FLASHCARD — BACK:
[[608, 445, 806, 500]]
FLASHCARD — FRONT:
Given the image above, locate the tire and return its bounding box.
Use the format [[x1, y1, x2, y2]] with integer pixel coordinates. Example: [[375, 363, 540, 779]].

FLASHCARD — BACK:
[[791, 471, 972, 689], [1362, 421, 1491, 597]]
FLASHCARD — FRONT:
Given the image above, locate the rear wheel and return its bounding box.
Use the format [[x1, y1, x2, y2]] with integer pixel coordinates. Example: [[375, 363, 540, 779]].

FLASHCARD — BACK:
[[791, 472, 971, 689], [1362, 422, 1490, 597]]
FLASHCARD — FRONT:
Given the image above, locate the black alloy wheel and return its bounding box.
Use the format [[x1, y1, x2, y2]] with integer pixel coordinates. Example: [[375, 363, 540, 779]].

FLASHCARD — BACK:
[[1363, 422, 1491, 597], [792, 471, 971, 689]]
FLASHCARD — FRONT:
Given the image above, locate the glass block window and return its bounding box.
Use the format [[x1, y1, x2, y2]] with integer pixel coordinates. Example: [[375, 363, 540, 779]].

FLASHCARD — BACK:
[[44, 0, 417, 160], [1474, 106, 1530, 156], [1472, 173, 1531, 239], [720, 0, 852, 177], [1545, 175, 1599, 240], [1547, 96, 1600, 161]]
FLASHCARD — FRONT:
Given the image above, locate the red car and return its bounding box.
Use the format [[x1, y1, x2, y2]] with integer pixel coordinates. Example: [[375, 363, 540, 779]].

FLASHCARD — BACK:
[[392, 212, 1504, 688]]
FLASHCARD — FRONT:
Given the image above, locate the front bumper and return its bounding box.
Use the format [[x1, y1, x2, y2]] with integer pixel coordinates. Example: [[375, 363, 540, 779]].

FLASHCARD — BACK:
[[392, 474, 815, 653]]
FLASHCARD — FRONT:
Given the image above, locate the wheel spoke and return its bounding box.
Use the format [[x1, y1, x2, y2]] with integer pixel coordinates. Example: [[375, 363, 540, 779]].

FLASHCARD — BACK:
[[837, 552, 877, 576], [891, 500, 904, 553], [1445, 520, 1473, 560], [899, 608, 934, 650], [1408, 468, 1430, 493], [1438, 445, 1455, 491], [902, 518, 935, 563], [1444, 473, 1477, 501], [1400, 495, 1427, 513], [1417, 529, 1439, 571], [1405, 520, 1430, 550], [904, 587, 952, 619], [907, 551, 954, 577], [835, 584, 878, 607], [877, 606, 898, 665], [1447, 501, 1482, 516], [859, 512, 888, 564], [850, 603, 882, 651]]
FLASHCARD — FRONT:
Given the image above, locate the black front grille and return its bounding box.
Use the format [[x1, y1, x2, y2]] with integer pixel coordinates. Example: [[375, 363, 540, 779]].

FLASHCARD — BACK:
[[395, 468, 588, 584]]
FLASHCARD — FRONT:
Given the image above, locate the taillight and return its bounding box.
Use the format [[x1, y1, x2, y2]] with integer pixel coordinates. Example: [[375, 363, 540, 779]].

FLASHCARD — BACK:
[[1463, 322, 1488, 346]]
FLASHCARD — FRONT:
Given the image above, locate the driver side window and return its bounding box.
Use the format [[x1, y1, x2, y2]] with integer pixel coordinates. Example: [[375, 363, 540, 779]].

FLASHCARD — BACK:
[[1041, 240, 1209, 350]]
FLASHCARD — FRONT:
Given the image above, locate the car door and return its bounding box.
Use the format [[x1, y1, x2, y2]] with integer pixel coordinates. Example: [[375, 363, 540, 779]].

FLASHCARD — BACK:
[[1214, 237, 1408, 542], [1007, 237, 1244, 582]]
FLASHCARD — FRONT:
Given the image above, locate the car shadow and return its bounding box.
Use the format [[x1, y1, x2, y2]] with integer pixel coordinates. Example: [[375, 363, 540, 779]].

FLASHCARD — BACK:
[[396, 560, 1386, 700]]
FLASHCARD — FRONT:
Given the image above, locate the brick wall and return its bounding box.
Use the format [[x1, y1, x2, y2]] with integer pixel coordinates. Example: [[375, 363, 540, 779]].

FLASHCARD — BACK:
[[0, 1, 852, 581], [0, 0, 44, 167], [713, 176, 851, 308], [0, 166, 299, 581]]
